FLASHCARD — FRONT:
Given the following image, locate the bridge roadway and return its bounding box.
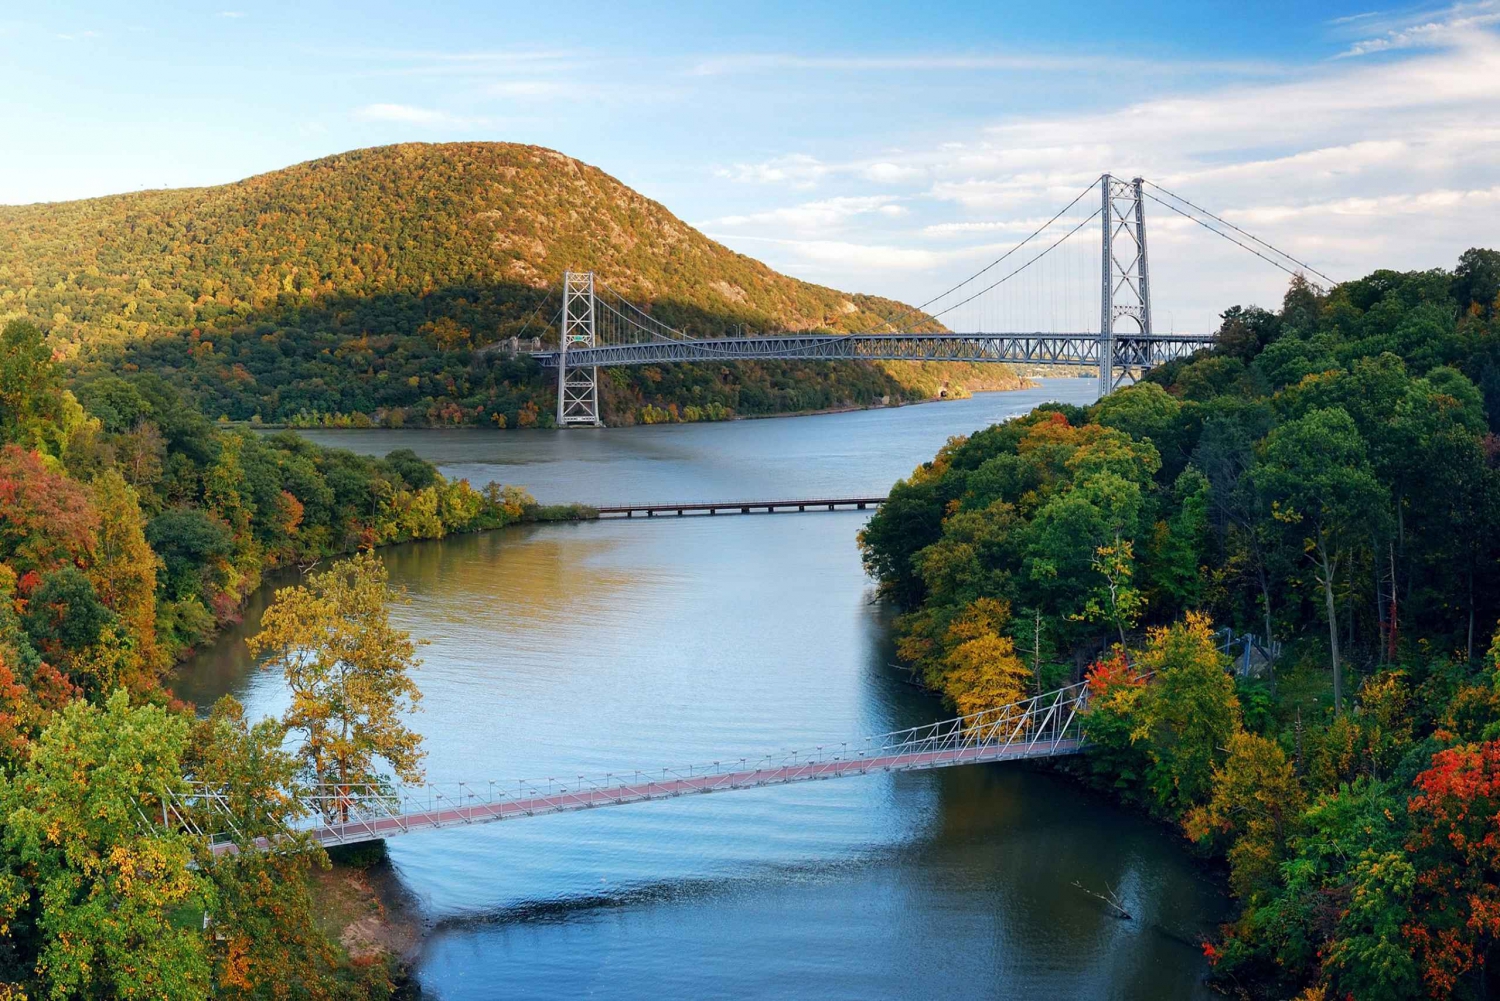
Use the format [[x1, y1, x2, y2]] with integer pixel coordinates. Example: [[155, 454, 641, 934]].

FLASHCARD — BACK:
[[295, 736, 1084, 852], [596, 496, 885, 518], [532, 331, 1214, 370]]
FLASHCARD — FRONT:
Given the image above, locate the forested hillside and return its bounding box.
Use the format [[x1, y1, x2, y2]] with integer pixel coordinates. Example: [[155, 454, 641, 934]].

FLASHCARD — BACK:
[[859, 249, 1500, 999], [0, 142, 1023, 427]]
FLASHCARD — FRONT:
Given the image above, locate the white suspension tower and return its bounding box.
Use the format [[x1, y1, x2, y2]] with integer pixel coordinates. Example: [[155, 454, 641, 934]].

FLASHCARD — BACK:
[[557, 270, 603, 427], [1098, 175, 1152, 395]]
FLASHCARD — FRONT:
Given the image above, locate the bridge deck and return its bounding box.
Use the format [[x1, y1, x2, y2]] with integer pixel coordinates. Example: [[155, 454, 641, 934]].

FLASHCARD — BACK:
[[291, 737, 1082, 851], [533, 331, 1213, 370], [596, 496, 886, 518]]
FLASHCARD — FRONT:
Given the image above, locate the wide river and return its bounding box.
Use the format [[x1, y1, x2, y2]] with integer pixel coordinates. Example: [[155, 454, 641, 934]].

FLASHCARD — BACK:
[[175, 379, 1225, 1000]]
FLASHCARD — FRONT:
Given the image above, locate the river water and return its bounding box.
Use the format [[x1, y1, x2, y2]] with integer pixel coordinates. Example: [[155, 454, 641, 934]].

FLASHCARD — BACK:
[[175, 379, 1225, 1000]]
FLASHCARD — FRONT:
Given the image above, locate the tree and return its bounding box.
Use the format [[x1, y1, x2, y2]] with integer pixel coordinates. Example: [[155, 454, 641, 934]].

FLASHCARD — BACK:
[[0, 445, 99, 577], [1453, 247, 1500, 317], [0, 320, 67, 457], [1076, 538, 1144, 647], [1135, 613, 1242, 815], [247, 552, 425, 809], [0, 691, 213, 999], [938, 598, 1032, 718], [145, 509, 234, 603], [21, 566, 114, 660], [1184, 731, 1305, 902], [1406, 740, 1500, 998], [1255, 408, 1387, 713], [87, 471, 162, 682], [183, 698, 389, 999]]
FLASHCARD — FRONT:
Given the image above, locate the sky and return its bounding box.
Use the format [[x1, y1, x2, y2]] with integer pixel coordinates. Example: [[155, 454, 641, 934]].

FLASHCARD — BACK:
[[4, 0, 1499, 331]]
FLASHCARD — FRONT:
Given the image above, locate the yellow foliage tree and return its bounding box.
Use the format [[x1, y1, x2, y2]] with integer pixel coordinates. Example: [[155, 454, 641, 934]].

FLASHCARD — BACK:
[[246, 552, 425, 811], [940, 598, 1032, 718]]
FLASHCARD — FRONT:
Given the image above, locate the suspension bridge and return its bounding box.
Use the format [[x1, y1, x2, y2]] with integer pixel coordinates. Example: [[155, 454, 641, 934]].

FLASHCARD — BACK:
[[149, 681, 1089, 855], [527, 174, 1331, 426]]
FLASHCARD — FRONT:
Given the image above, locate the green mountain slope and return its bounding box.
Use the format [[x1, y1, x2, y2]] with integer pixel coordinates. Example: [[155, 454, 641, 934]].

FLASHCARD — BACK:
[[0, 142, 1024, 427]]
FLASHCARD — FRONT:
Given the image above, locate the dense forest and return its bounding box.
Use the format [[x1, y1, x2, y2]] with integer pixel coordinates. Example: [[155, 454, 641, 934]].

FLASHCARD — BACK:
[[0, 315, 585, 997], [0, 142, 1023, 428], [859, 248, 1500, 1000]]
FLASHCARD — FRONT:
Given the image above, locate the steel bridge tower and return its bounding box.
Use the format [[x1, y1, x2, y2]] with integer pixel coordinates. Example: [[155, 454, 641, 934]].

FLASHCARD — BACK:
[[557, 270, 603, 426], [1098, 175, 1153, 395]]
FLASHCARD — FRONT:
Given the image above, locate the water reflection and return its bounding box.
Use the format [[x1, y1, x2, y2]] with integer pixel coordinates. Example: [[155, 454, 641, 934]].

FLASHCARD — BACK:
[[181, 383, 1223, 1000]]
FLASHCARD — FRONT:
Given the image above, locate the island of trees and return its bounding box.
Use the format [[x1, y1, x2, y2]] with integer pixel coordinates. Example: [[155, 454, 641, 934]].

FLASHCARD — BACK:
[[860, 249, 1500, 1000]]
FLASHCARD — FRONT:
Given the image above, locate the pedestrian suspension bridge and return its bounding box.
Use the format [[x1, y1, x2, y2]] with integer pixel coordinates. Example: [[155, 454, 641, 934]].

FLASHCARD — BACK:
[[151, 681, 1090, 856], [531, 174, 1332, 426]]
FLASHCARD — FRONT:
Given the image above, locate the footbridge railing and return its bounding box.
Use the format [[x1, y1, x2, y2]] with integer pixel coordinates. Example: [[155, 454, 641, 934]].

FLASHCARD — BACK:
[[151, 681, 1090, 855]]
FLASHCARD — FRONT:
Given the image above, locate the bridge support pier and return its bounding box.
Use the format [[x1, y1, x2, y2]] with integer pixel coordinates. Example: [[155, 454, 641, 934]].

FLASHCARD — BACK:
[[557, 270, 603, 427]]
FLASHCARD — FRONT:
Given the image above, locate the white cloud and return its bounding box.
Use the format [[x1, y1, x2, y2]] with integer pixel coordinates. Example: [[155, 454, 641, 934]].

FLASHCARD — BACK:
[[55, 30, 100, 41], [705, 23, 1500, 328], [353, 103, 473, 127], [862, 162, 926, 184], [716, 154, 830, 187], [702, 195, 907, 232], [219, 10, 246, 18]]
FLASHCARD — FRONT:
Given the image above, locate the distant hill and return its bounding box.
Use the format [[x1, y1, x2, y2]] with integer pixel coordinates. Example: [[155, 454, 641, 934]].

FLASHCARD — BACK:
[[0, 142, 1024, 427]]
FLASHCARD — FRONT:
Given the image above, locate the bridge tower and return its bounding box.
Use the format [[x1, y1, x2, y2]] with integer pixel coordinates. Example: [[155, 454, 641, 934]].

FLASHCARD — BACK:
[[1098, 176, 1153, 394], [557, 270, 603, 426]]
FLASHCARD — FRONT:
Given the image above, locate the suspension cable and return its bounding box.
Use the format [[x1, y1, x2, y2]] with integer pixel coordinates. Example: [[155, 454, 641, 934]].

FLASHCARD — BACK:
[[927, 207, 1102, 321], [1144, 180, 1335, 285], [1140, 192, 1323, 288], [874, 175, 1104, 333], [595, 276, 691, 340]]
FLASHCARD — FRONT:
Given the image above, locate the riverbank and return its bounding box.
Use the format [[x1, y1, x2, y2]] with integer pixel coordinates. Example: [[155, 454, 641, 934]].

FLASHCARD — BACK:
[[231, 368, 1050, 432]]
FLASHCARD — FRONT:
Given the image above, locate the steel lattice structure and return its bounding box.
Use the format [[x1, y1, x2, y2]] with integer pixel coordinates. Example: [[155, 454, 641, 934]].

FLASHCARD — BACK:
[[533, 330, 1211, 370], [145, 681, 1091, 855]]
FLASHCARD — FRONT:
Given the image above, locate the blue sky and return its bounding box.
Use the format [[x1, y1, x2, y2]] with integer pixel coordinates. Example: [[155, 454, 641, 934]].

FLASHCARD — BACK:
[[5, 1, 1499, 330]]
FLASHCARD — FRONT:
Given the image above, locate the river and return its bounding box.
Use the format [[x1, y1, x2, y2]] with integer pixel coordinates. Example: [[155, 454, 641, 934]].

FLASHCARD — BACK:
[[175, 379, 1226, 1000]]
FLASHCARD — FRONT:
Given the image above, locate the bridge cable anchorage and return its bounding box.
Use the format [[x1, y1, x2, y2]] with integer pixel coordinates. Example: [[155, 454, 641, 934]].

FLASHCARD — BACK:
[[143, 682, 1092, 854], [1143, 181, 1335, 287]]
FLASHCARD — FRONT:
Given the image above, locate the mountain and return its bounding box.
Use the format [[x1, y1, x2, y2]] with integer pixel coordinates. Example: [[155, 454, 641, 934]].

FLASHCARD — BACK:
[[0, 142, 1024, 427]]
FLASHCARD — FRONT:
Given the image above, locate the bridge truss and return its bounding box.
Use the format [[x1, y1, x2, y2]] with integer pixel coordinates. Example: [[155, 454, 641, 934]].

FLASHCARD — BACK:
[[146, 681, 1090, 855]]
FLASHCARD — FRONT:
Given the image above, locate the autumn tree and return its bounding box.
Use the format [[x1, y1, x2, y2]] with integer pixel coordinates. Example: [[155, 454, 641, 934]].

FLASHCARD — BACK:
[[938, 598, 1033, 718], [1184, 731, 1305, 902], [184, 697, 391, 999], [0, 691, 213, 999], [247, 552, 425, 808], [1135, 613, 1242, 815], [1405, 740, 1500, 998]]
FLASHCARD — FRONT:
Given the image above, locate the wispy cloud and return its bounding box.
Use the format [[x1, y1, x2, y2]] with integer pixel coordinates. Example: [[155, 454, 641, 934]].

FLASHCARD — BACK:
[[55, 30, 101, 41], [353, 103, 477, 127], [689, 52, 1285, 77], [1335, 0, 1500, 56], [219, 10, 246, 18]]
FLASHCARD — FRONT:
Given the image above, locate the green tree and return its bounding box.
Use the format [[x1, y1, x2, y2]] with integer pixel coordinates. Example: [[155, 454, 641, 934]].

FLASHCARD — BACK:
[[1255, 408, 1386, 713]]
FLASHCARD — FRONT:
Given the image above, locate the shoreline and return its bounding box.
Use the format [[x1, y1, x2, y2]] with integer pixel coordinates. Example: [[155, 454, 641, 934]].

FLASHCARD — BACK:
[[226, 374, 1066, 433]]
